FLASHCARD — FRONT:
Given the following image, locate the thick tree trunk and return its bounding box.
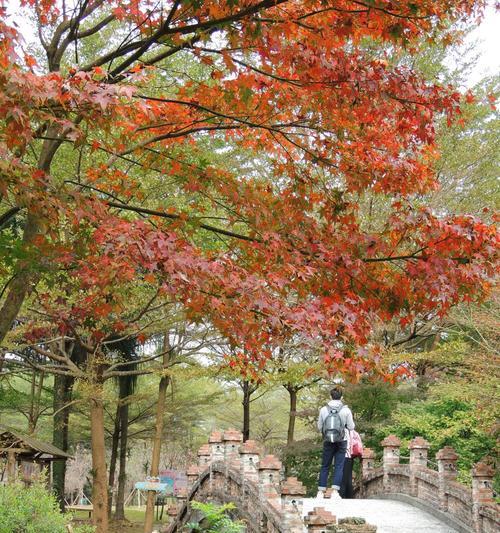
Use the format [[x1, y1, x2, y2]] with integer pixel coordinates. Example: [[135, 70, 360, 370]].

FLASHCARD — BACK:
[[114, 401, 129, 520], [90, 393, 109, 533], [242, 380, 251, 442], [143, 349, 170, 533], [286, 387, 298, 446], [107, 405, 121, 516], [53, 373, 73, 511], [0, 132, 62, 350], [0, 213, 41, 348]]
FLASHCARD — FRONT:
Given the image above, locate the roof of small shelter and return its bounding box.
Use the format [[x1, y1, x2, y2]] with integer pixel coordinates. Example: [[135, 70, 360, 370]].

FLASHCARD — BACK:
[[0, 424, 72, 460]]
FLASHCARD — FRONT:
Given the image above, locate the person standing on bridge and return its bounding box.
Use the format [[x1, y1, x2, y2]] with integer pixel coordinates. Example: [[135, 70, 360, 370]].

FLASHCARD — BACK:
[[316, 387, 355, 500]]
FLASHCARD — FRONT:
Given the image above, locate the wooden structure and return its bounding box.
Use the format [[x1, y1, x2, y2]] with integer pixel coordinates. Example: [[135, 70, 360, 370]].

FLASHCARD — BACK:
[[65, 504, 93, 519], [0, 424, 72, 486]]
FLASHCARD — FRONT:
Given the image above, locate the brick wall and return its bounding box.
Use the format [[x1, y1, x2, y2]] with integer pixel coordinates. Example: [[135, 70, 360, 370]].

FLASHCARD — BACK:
[[415, 470, 439, 506], [479, 505, 500, 533], [361, 474, 384, 498], [361, 439, 499, 533], [444, 481, 472, 527], [165, 431, 499, 533]]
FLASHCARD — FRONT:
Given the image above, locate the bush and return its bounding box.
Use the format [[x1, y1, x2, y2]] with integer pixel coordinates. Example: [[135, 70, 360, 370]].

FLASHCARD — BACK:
[[185, 501, 244, 533], [73, 526, 95, 533], [376, 396, 498, 488], [282, 438, 322, 496], [0, 481, 70, 533]]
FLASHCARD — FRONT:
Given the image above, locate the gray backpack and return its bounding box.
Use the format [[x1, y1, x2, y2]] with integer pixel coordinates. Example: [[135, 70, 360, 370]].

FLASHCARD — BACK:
[[322, 403, 346, 443]]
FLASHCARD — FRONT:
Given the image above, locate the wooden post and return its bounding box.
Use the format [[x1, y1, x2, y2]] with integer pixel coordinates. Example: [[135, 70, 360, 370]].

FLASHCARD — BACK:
[[7, 450, 17, 483]]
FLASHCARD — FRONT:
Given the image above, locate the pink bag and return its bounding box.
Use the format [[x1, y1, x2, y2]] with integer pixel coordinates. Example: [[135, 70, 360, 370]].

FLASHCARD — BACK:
[[351, 430, 363, 457]]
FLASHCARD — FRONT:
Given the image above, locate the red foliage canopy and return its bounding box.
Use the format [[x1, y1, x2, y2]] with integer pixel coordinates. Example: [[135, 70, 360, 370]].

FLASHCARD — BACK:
[[0, 0, 497, 378]]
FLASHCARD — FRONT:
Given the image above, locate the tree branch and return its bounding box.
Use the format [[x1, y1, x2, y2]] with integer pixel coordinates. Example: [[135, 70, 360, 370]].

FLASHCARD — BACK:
[[106, 200, 260, 243], [0, 207, 21, 230]]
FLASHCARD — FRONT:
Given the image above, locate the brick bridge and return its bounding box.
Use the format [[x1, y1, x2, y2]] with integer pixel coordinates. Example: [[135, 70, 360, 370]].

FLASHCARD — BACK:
[[163, 430, 498, 533]]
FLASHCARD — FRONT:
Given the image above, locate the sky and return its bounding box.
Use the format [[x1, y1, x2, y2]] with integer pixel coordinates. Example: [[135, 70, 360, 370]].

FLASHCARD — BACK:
[[462, 4, 500, 86]]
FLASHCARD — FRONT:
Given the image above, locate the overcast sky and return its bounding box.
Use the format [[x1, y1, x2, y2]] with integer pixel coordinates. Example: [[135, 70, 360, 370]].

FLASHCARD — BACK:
[[463, 4, 500, 86]]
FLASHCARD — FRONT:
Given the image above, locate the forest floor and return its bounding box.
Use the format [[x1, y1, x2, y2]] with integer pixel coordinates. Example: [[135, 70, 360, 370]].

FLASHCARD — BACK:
[[71, 508, 168, 532]]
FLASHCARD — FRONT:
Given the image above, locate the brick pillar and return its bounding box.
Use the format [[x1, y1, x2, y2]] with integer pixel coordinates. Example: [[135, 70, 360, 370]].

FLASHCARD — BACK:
[[281, 477, 306, 529], [258, 455, 282, 510], [223, 428, 243, 467], [409, 436, 430, 497], [186, 465, 200, 488], [472, 460, 495, 533], [197, 443, 211, 468], [240, 439, 260, 482], [381, 434, 400, 492], [167, 503, 179, 519], [209, 430, 225, 463], [436, 446, 458, 512], [361, 448, 376, 497], [305, 507, 336, 532], [176, 485, 187, 509]]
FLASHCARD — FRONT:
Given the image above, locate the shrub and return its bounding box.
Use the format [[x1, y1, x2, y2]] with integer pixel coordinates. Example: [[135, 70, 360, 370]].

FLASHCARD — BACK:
[[185, 501, 244, 533], [282, 438, 322, 496], [0, 481, 69, 533], [377, 396, 498, 488], [73, 526, 96, 533]]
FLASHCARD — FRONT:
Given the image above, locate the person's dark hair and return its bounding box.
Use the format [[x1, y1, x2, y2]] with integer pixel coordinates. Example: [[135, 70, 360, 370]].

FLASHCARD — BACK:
[[330, 387, 342, 400]]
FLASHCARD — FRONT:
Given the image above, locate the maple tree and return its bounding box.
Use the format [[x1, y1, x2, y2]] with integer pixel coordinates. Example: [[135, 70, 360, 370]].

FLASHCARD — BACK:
[[0, 1, 499, 532]]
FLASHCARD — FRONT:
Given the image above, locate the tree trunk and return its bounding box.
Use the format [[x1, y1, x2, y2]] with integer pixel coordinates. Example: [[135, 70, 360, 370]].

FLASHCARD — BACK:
[[28, 369, 45, 433], [53, 373, 73, 512], [143, 348, 170, 533], [28, 369, 37, 433], [286, 386, 298, 446], [0, 132, 61, 350], [114, 400, 129, 520], [90, 392, 109, 533], [242, 380, 251, 442], [107, 405, 121, 516], [0, 213, 41, 348]]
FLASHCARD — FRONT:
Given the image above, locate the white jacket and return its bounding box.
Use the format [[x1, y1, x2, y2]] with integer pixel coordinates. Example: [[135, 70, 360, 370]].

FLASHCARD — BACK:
[[317, 400, 355, 441]]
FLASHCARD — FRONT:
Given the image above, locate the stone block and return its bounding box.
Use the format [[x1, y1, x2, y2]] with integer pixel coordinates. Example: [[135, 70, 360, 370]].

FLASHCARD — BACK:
[[306, 506, 336, 531], [223, 428, 243, 465], [281, 476, 306, 497], [381, 434, 400, 469], [209, 430, 225, 462], [197, 443, 211, 467]]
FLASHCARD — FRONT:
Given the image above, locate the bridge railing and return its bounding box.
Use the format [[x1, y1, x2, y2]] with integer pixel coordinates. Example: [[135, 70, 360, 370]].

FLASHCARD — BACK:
[[164, 430, 498, 533], [164, 429, 308, 533], [361, 435, 499, 533]]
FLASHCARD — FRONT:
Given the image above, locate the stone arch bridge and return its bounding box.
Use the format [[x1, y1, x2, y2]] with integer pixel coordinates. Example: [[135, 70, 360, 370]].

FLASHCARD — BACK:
[[163, 430, 498, 533]]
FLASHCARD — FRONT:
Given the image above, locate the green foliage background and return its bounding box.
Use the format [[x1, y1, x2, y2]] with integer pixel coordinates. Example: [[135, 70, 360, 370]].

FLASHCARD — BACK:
[[0, 481, 95, 533]]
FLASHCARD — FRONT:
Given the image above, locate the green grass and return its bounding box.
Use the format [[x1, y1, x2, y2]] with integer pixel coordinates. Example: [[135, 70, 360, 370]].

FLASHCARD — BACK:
[[71, 507, 169, 527]]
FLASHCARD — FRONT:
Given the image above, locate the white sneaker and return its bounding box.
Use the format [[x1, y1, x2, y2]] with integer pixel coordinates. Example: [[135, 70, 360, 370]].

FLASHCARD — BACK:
[[316, 490, 325, 499], [331, 489, 342, 500]]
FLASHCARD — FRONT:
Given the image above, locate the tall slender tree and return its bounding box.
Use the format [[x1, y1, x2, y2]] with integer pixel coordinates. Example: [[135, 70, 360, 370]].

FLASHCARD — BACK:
[[111, 338, 139, 520]]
